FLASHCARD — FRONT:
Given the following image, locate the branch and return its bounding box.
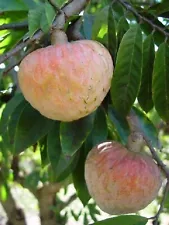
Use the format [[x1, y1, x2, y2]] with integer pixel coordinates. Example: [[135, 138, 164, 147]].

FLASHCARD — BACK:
[[3, 46, 36, 76], [118, 0, 169, 38], [0, 21, 28, 31], [0, 0, 89, 65], [151, 181, 169, 225]]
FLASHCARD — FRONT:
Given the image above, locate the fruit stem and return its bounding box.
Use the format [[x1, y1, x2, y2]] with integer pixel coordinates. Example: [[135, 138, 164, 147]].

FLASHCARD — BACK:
[[51, 29, 68, 45], [127, 131, 144, 153]]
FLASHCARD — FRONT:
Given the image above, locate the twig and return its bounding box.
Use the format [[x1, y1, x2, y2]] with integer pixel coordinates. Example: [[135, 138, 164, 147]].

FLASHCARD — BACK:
[[67, 17, 84, 40], [151, 181, 169, 225], [0, 0, 89, 65], [143, 135, 169, 179], [0, 21, 28, 31], [118, 0, 169, 38], [0, 38, 31, 64], [3, 46, 35, 76]]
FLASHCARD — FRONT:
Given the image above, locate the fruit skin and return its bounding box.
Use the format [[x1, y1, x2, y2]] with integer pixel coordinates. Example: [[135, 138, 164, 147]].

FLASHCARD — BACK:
[[85, 141, 162, 215], [18, 40, 113, 121]]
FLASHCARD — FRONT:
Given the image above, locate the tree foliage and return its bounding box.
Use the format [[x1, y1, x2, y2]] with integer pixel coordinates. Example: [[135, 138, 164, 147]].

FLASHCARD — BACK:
[[0, 0, 169, 225]]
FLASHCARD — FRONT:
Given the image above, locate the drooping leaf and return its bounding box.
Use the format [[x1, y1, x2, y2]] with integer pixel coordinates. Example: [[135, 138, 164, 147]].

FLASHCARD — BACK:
[[14, 104, 54, 153], [90, 215, 148, 225], [72, 146, 90, 206], [152, 42, 169, 122], [129, 107, 161, 149], [39, 136, 49, 167], [108, 5, 117, 57], [47, 122, 62, 171], [111, 25, 142, 116], [138, 34, 155, 112], [60, 113, 95, 156], [108, 105, 130, 144]]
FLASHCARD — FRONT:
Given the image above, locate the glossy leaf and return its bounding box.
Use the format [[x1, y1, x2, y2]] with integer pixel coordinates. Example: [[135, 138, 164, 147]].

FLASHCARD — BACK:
[[153, 42, 169, 122], [60, 113, 95, 156], [138, 34, 155, 112], [108, 105, 130, 144], [82, 13, 94, 40], [111, 25, 142, 116], [72, 147, 90, 206], [14, 104, 54, 153], [90, 215, 148, 225], [130, 107, 161, 148], [47, 122, 62, 171]]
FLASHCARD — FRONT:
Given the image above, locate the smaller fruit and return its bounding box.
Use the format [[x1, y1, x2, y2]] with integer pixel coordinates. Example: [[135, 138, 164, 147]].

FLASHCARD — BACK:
[[85, 141, 162, 215]]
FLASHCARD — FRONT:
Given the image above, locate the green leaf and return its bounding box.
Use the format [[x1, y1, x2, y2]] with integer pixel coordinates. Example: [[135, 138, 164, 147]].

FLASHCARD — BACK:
[[92, 6, 109, 46], [90, 215, 148, 225], [45, 1, 56, 25], [14, 104, 54, 153], [82, 13, 94, 40], [28, 3, 44, 37], [0, 93, 24, 134], [8, 100, 28, 145], [0, 0, 28, 11], [60, 113, 95, 156], [40, 12, 50, 34], [47, 122, 62, 171], [108, 105, 130, 144], [138, 34, 155, 112], [111, 25, 142, 116], [153, 42, 169, 122], [91, 107, 108, 146], [117, 16, 129, 45], [72, 147, 90, 206], [52, 151, 79, 182], [108, 5, 117, 57], [149, 0, 169, 16], [39, 136, 49, 167], [131, 107, 161, 148]]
